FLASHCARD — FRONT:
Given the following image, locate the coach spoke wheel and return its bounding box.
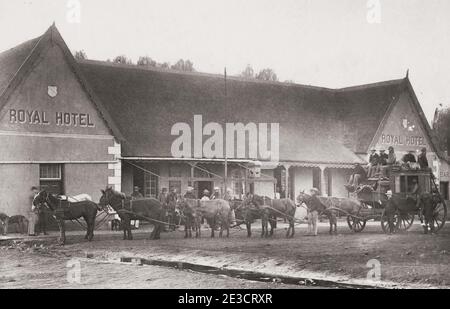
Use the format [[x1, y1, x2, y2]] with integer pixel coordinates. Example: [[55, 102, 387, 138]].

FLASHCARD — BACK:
[[347, 216, 366, 233], [381, 210, 399, 234], [432, 202, 447, 232], [397, 213, 414, 231]]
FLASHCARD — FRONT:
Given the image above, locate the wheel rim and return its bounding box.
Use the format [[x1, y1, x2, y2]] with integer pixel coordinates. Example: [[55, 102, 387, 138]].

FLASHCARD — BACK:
[[347, 216, 366, 232]]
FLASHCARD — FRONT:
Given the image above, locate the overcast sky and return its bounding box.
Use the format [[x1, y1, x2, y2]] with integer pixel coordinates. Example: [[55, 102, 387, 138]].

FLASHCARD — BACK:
[[0, 0, 449, 122]]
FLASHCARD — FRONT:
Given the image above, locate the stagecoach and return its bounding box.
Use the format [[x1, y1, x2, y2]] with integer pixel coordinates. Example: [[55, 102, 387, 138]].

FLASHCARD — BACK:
[[346, 166, 447, 234]]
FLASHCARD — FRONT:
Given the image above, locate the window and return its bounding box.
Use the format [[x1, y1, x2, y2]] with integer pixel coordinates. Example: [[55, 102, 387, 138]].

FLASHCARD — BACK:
[[440, 182, 449, 200], [169, 181, 182, 194], [144, 173, 158, 198], [399, 176, 419, 193], [233, 181, 243, 196], [40, 164, 61, 180], [39, 164, 63, 195]]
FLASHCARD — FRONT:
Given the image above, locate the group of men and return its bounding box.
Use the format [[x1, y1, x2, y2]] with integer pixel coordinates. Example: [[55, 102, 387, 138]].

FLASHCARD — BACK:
[[347, 147, 430, 190]]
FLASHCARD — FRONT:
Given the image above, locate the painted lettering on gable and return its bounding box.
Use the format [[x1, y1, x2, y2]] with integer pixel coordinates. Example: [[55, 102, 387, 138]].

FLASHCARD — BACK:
[[8, 109, 95, 127], [380, 133, 426, 147]]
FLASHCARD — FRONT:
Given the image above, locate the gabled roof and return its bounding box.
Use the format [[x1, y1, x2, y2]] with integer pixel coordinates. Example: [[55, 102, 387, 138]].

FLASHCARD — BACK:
[[335, 79, 405, 153], [0, 24, 123, 140], [0, 36, 42, 99], [78, 59, 404, 164], [1, 24, 444, 164]]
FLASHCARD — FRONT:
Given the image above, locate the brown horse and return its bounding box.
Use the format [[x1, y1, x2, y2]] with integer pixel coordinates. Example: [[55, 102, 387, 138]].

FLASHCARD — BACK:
[[177, 198, 232, 238], [232, 198, 276, 238], [33, 191, 99, 245], [176, 198, 202, 238], [99, 187, 165, 240], [246, 195, 296, 238], [297, 192, 362, 234]]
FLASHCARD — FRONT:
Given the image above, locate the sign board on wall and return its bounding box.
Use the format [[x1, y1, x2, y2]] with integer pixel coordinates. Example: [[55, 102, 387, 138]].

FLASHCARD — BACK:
[[0, 44, 110, 136], [371, 92, 432, 152]]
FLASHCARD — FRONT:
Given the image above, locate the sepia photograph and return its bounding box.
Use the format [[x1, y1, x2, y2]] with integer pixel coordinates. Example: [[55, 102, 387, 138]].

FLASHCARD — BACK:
[[0, 0, 449, 294]]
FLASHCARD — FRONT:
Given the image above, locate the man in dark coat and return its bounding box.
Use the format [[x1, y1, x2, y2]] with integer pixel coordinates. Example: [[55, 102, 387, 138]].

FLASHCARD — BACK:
[[418, 148, 429, 169], [402, 150, 417, 164], [131, 186, 143, 199], [379, 150, 388, 166], [345, 163, 367, 191], [367, 149, 380, 178]]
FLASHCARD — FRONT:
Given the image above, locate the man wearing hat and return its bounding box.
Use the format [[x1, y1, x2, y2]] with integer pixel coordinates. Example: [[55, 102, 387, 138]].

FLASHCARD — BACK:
[[131, 186, 143, 200], [418, 147, 429, 169], [345, 163, 367, 192], [159, 188, 168, 205], [28, 186, 40, 236], [367, 149, 379, 178], [201, 189, 210, 201], [377, 149, 388, 178], [223, 188, 233, 202], [210, 187, 221, 200], [184, 186, 196, 199]]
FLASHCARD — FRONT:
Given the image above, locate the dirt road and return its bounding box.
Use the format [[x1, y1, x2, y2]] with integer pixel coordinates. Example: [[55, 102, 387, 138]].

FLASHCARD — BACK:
[[1, 221, 449, 288]]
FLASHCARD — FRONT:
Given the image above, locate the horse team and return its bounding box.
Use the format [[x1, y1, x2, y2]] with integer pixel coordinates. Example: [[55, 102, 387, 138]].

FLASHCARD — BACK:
[[29, 186, 439, 245], [29, 187, 307, 245]]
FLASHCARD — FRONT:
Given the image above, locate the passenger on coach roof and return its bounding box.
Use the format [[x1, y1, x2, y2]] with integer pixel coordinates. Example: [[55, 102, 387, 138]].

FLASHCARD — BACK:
[[367, 149, 379, 178], [380, 146, 397, 178], [387, 146, 397, 165], [402, 150, 417, 165], [345, 163, 367, 192], [379, 150, 388, 166], [418, 147, 429, 169]]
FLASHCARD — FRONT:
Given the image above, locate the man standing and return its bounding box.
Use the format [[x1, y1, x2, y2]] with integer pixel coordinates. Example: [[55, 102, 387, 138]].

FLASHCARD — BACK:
[[201, 189, 210, 201], [418, 147, 429, 169], [131, 186, 144, 199], [159, 188, 169, 205], [210, 187, 221, 200], [184, 186, 196, 199], [28, 186, 40, 236], [36, 201, 48, 236], [223, 188, 233, 202], [307, 188, 322, 236]]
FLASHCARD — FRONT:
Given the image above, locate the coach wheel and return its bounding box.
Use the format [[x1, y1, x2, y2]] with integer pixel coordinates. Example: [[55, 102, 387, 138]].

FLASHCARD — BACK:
[[347, 216, 366, 233], [381, 210, 400, 234], [432, 202, 447, 232], [397, 212, 414, 231]]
